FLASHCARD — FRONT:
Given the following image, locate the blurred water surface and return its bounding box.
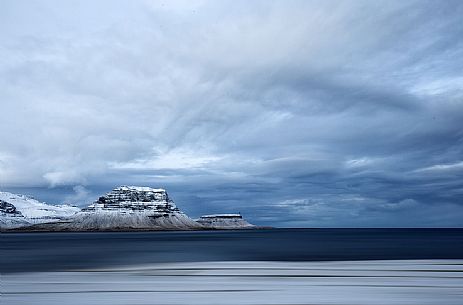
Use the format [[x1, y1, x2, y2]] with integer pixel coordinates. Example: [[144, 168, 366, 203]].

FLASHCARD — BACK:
[[5, 260, 463, 305], [2, 228, 463, 273]]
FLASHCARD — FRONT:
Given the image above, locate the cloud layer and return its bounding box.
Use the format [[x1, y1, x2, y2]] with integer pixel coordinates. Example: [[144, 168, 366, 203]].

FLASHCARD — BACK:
[[1, 0, 463, 226]]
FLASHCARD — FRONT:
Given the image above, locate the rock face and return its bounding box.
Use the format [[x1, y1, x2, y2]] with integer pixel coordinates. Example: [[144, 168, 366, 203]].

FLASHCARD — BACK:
[[0, 199, 29, 229], [0, 199, 23, 217], [197, 214, 255, 229], [42, 186, 203, 231], [83, 186, 179, 214]]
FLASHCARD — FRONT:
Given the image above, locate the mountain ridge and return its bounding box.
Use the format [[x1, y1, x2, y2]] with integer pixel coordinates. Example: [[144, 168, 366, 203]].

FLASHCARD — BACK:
[[0, 186, 257, 231]]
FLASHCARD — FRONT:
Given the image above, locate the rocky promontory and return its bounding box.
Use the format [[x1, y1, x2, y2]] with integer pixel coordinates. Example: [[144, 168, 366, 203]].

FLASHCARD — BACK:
[[197, 214, 255, 229]]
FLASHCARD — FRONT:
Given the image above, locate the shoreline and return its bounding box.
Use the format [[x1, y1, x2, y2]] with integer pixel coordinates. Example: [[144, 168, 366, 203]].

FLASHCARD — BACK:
[[2, 226, 272, 233], [2, 226, 460, 233]]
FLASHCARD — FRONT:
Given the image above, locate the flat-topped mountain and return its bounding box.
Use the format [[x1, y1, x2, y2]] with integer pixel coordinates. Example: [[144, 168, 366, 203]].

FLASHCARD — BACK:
[[197, 214, 255, 229], [37, 186, 201, 231], [83, 186, 180, 214]]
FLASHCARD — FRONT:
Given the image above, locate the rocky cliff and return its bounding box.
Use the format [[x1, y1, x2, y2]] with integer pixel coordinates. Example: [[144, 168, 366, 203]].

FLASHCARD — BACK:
[[0, 199, 28, 228], [0, 199, 23, 216], [83, 186, 180, 214], [197, 214, 255, 229]]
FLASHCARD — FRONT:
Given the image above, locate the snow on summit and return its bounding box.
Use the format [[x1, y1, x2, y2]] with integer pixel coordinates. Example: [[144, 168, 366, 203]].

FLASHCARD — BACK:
[[83, 185, 178, 213], [0, 191, 79, 219], [117, 186, 166, 192]]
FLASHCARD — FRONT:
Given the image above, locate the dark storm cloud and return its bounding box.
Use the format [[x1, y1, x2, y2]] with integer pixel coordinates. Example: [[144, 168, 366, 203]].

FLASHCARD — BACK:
[[1, 0, 463, 226]]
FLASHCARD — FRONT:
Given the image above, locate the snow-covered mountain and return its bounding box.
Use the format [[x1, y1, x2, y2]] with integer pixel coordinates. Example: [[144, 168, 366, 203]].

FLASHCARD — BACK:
[[197, 214, 255, 229], [31, 186, 203, 231], [1, 186, 258, 231], [0, 199, 23, 216], [0, 191, 80, 229], [0, 199, 29, 228], [83, 186, 180, 213]]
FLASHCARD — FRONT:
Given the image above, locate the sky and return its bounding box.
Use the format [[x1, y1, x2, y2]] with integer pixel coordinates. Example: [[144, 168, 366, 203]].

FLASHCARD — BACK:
[[1, 0, 463, 227]]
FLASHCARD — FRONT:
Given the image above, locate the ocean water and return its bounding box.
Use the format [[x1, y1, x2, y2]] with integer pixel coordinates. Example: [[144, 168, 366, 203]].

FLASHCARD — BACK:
[[2, 228, 463, 273], [3, 229, 463, 304]]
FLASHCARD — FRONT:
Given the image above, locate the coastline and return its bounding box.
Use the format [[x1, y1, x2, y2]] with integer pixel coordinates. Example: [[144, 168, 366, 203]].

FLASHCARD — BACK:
[[2, 225, 272, 233]]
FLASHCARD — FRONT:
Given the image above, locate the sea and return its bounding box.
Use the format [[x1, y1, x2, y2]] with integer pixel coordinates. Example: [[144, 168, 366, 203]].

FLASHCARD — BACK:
[[2, 228, 463, 273]]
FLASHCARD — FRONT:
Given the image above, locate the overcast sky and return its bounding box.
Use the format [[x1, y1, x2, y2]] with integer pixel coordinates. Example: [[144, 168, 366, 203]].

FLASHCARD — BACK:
[[1, 0, 463, 227]]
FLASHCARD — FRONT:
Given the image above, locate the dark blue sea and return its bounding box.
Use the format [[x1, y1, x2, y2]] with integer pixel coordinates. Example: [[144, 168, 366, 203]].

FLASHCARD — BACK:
[[2, 228, 463, 273]]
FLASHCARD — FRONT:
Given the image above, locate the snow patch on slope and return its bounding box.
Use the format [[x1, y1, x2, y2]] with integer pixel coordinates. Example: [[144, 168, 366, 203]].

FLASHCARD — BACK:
[[0, 191, 80, 228], [34, 211, 203, 231], [78, 211, 202, 230], [0, 216, 31, 229]]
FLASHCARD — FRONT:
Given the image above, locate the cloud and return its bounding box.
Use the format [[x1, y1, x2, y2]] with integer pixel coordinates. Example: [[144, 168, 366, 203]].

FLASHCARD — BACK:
[[415, 161, 463, 173], [369, 199, 419, 212], [63, 185, 92, 205], [110, 148, 223, 170], [43, 171, 87, 187]]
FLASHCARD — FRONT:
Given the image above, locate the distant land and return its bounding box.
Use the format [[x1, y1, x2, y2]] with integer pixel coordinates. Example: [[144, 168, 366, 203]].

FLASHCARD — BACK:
[[0, 186, 256, 231]]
